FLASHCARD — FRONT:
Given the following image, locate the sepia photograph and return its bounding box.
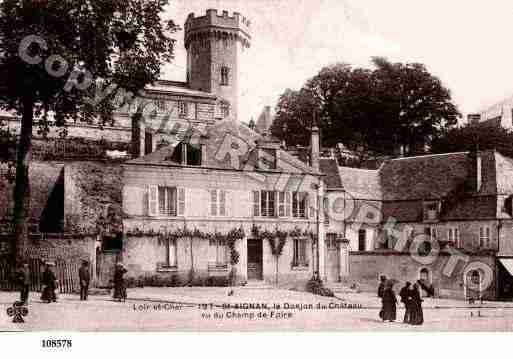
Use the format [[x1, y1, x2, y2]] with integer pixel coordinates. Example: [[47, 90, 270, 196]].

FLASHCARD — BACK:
[[1, 1, 513, 346]]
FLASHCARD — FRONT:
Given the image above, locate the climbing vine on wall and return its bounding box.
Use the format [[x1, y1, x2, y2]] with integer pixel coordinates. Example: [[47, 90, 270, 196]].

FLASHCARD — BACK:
[[250, 225, 315, 256], [125, 227, 245, 265]]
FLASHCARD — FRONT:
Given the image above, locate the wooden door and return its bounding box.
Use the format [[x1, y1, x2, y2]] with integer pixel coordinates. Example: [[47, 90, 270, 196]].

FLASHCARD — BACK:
[[247, 239, 263, 280]]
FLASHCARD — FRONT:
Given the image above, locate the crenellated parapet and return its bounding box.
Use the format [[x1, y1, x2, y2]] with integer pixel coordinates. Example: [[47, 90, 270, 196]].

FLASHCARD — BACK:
[[185, 9, 251, 49]]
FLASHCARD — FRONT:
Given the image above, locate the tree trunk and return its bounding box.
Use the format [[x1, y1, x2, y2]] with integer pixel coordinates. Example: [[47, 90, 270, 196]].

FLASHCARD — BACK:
[[12, 95, 34, 262]]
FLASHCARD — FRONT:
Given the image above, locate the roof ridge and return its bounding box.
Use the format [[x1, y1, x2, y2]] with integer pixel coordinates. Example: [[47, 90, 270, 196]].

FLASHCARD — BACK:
[[389, 151, 468, 161]]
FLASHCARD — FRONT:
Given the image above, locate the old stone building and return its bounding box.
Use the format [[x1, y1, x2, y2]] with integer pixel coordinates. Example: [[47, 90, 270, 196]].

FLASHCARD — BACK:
[[121, 120, 325, 288], [0, 8, 252, 287], [321, 150, 513, 300]]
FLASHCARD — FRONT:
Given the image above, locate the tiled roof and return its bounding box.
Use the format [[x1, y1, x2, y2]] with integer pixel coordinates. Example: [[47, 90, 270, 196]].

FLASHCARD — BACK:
[[126, 119, 322, 175], [379, 151, 497, 200], [338, 167, 382, 200], [320, 159, 342, 189]]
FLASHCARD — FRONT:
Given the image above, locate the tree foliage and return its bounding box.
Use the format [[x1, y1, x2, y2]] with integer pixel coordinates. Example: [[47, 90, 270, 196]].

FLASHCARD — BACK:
[[430, 122, 513, 157], [0, 0, 179, 259], [271, 58, 461, 155]]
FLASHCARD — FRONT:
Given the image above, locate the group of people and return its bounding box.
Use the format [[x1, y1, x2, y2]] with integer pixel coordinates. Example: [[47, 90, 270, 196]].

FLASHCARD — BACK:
[[378, 276, 424, 325], [15, 259, 96, 304]]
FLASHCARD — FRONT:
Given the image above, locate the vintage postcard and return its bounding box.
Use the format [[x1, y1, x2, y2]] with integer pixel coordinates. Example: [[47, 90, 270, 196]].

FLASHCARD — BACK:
[[1, 0, 513, 338]]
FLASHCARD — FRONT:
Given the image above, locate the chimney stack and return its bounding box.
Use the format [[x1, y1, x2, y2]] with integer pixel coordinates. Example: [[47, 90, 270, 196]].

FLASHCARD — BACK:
[[311, 126, 320, 171]]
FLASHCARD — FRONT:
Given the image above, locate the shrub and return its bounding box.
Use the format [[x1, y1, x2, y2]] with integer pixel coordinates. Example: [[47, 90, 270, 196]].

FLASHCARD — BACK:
[[206, 276, 229, 287], [306, 276, 334, 297]]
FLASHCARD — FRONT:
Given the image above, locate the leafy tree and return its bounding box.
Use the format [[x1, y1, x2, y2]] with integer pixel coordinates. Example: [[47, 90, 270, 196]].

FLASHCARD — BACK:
[[430, 122, 513, 157], [271, 58, 461, 155], [0, 0, 179, 260]]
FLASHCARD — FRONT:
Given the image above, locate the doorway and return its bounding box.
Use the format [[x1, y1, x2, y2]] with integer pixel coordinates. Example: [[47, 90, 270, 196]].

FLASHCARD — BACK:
[[247, 239, 263, 280], [326, 233, 340, 282]]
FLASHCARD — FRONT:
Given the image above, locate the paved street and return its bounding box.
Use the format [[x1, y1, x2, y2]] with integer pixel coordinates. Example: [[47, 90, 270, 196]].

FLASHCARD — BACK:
[[2, 288, 513, 331]]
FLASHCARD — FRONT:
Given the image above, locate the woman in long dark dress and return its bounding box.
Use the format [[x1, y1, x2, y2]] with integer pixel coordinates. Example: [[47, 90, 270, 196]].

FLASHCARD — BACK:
[[409, 283, 424, 325], [113, 263, 127, 302], [381, 280, 397, 322], [41, 263, 57, 303]]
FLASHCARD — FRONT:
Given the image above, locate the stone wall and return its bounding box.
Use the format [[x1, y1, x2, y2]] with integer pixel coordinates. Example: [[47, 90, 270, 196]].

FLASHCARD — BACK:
[[25, 234, 97, 263], [346, 252, 497, 300], [64, 162, 123, 233]]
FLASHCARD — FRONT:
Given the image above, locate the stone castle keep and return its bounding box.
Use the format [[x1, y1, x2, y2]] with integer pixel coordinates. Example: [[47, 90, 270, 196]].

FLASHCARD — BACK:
[[0, 9, 252, 155], [185, 9, 251, 123]]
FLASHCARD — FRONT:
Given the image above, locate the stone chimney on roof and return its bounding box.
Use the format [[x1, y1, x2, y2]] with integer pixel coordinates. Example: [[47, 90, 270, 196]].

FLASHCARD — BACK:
[[310, 126, 320, 171]]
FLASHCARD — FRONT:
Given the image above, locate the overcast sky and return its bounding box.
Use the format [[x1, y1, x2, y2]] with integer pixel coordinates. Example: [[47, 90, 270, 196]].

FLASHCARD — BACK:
[[162, 0, 513, 124]]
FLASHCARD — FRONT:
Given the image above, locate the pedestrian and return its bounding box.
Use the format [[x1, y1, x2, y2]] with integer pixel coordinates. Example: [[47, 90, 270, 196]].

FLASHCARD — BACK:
[[381, 279, 397, 322], [112, 263, 127, 302], [399, 281, 412, 323], [41, 262, 58, 303], [409, 283, 424, 325], [79, 260, 90, 301], [17, 261, 30, 305], [378, 275, 387, 320]]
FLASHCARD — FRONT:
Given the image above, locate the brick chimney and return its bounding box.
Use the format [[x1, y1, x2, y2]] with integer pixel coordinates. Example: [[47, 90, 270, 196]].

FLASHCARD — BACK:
[[311, 126, 320, 171], [468, 149, 482, 192]]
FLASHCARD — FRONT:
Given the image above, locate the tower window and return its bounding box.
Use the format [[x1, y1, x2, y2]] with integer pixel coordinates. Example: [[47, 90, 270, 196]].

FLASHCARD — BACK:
[[220, 66, 230, 86]]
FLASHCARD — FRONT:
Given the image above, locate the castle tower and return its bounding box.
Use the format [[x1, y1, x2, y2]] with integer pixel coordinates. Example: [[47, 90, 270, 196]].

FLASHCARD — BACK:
[[185, 9, 251, 122]]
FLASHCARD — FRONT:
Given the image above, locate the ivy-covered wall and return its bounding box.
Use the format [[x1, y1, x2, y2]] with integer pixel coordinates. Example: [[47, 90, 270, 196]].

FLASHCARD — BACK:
[[64, 162, 123, 234]]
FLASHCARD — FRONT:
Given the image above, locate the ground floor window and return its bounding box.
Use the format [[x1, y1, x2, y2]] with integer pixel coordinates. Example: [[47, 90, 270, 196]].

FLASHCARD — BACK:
[[210, 239, 227, 266], [165, 238, 177, 268], [358, 229, 366, 251], [448, 227, 460, 247], [292, 238, 308, 267]]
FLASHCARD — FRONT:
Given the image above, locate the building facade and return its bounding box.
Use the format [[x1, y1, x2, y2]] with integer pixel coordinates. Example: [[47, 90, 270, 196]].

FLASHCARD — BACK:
[[321, 150, 513, 300], [121, 121, 325, 288]]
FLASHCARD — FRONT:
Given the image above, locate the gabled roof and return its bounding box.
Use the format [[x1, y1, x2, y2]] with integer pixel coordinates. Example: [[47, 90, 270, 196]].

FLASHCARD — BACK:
[[125, 119, 323, 175], [379, 151, 497, 200]]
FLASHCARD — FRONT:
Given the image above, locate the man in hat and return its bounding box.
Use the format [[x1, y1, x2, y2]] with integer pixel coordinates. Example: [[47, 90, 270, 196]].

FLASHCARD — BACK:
[[399, 281, 412, 323], [113, 262, 127, 302], [79, 260, 90, 301], [41, 262, 57, 303], [17, 261, 30, 305]]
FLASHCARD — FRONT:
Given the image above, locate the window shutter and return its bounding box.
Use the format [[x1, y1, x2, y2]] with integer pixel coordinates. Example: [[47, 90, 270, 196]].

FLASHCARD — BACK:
[[178, 188, 185, 216], [148, 185, 158, 216], [305, 193, 310, 219], [285, 192, 291, 217], [210, 189, 218, 216], [220, 190, 226, 216], [252, 190, 260, 216]]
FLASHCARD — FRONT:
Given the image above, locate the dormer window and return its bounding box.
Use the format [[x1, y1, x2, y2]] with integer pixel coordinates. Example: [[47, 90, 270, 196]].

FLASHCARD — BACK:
[[220, 66, 230, 86], [258, 148, 277, 170], [423, 200, 440, 222], [170, 142, 202, 166]]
